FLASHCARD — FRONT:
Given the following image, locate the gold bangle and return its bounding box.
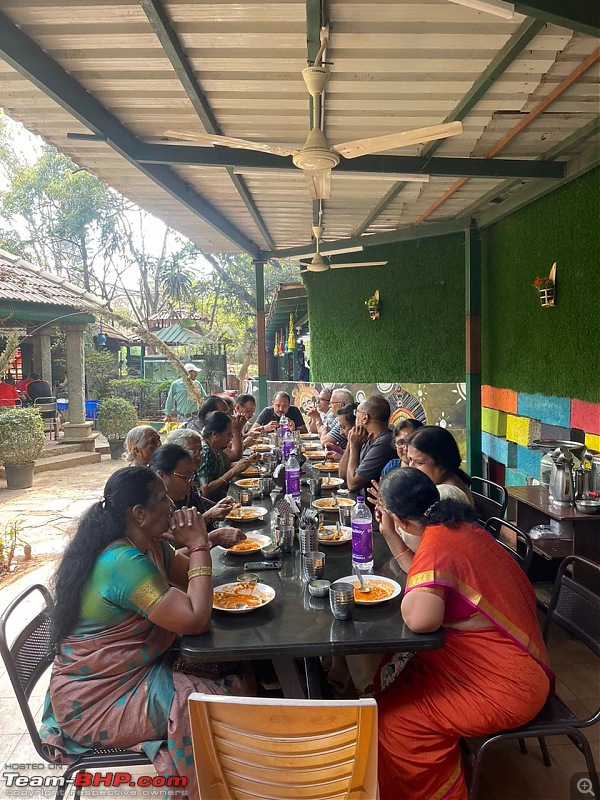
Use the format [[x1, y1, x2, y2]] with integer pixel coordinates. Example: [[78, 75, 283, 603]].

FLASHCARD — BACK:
[[188, 567, 213, 579], [394, 549, 410, 561]]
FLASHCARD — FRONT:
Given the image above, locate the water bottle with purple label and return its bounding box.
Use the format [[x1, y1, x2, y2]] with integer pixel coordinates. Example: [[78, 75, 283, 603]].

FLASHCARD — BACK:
[[279, 414, 289, 438], [284, 451, 301, 500], [351, 496, 373, 571], [282, 428, 294, 460]]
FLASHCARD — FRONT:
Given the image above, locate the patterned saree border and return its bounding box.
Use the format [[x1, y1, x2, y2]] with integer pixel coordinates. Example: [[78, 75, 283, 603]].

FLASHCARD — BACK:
[[406, 570, 546, 665], [430, 756, 463, 800]]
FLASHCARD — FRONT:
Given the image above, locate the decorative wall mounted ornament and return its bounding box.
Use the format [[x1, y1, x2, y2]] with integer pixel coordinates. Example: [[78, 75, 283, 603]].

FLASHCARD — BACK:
[[365, 290, 381, 320], [534, 262, 556, 307]]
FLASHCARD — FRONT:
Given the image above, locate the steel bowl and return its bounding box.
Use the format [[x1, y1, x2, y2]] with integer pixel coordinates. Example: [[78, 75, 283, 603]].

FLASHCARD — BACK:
[[575, 498, 600, 514], [260, 543, 282, 560]]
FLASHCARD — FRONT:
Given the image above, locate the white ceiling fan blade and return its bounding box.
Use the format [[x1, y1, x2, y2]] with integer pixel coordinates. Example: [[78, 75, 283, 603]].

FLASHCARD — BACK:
[[293, 245, 364, 262], [304, 169, 331, 200], [329, 261, 388, 269], [333, 122, 463, 160], [163, 130, 297, 158]]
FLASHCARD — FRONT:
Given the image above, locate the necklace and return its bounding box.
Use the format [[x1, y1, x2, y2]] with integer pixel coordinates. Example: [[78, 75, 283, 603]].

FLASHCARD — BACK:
[[125, 536, 142, 552]]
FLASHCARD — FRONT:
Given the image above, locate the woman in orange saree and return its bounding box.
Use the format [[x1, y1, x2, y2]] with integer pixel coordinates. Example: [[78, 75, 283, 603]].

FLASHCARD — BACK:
[[374, 468, 552, 800]]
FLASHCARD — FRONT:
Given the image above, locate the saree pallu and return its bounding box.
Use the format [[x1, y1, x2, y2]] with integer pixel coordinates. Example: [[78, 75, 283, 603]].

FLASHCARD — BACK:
[[375, 522, 552, 800]]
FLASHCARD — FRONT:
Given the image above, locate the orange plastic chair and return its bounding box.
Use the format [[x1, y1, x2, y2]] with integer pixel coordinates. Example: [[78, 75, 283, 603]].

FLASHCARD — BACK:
[[188, 694, 378, 800]]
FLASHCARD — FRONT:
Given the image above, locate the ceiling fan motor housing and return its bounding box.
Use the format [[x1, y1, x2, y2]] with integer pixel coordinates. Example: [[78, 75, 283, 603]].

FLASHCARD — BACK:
[[293, 127, 340, 171], [302, 66, 330, 97]]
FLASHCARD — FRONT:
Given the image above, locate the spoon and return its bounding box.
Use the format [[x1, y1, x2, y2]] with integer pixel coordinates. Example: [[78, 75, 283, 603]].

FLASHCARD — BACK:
[[353, 564, 371, 593]]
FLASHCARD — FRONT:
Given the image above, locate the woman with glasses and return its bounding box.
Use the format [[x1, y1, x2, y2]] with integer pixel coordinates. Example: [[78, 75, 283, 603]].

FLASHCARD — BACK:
[[373, 467, 551, 800], [41, 466, 253, 799], [149, 443, 244, 550], [380, 418, 424, 477]]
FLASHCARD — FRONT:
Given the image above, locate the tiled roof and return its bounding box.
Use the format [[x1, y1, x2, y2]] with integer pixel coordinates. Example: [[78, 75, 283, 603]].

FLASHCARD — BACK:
[[0, 249, 107, 309]]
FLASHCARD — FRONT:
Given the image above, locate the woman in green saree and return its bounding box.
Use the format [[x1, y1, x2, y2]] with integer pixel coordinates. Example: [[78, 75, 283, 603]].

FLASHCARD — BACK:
[[40, 466, 247, 799]]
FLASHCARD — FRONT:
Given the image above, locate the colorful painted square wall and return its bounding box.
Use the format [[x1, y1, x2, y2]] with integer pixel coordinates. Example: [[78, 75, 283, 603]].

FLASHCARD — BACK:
[[481, 385, 600, 485]]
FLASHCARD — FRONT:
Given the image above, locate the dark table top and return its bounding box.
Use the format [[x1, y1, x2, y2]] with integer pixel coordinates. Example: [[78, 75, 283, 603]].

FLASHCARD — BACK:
[[508, 485, 599, 522], [181, 487, 443, 663]]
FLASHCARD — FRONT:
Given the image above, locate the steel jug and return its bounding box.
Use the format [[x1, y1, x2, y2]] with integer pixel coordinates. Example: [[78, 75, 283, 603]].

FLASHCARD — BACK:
[[550, 452, 574, 507]]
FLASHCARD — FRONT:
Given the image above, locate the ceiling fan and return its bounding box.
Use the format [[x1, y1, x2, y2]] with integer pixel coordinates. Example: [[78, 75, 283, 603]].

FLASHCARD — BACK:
[[296, 226, 388, 273], [164, 41, 463, 201]]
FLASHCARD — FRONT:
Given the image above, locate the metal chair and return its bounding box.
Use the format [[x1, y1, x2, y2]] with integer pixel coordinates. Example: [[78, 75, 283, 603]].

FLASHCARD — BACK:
[[484, 516, 533, 575], [468, 556, 600, 799], [33, 397, 59, 440], [0, 584, 152, 800], [470, 476, 508, 524]]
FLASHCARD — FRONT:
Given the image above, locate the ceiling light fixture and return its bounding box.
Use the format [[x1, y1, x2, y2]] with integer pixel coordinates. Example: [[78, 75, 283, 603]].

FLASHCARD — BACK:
[[447, 0, 514, 20]]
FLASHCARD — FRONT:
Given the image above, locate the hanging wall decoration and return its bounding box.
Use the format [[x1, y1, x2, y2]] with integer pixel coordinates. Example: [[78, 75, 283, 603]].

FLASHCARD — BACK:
[[273, 331, 279, 356], [365, 290, 381, 320], [533, 262, 556, 307], [287, 313, 296, 350]]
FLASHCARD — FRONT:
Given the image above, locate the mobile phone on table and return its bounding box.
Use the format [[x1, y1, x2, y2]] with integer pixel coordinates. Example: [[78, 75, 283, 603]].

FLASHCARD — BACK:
[[244, 561, 282, 570]]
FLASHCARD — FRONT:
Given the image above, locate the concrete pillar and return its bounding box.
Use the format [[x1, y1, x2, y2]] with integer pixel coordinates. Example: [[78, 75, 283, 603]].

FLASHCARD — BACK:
[[32, 332, 52, 385], [62, 323, 94, 444]]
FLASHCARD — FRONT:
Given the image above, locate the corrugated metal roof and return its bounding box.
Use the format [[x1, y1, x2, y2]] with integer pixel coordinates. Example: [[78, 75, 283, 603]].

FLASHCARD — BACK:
[[0, 2, 597, 257], [0, 249, 108, 309], [153, 323, 204, 346]]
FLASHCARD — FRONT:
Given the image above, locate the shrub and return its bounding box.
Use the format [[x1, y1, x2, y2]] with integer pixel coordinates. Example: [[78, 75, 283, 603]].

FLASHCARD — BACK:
[[97, 397, 138, 440], [0, 407, 46, 464]]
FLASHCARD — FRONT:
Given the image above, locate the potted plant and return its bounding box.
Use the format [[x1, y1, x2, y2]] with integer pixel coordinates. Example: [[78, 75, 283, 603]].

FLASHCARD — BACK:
[[364, 290, 381, 320], [0, 407, 46, 489], [97, 397, 138, 460]]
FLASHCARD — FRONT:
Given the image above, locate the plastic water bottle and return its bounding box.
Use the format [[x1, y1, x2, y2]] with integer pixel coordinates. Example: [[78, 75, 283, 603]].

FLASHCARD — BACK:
[[282, 428, 294, 460], [279, 414, 289, 438], [284, 451, 301, 501], [351, 496, 373, 572]]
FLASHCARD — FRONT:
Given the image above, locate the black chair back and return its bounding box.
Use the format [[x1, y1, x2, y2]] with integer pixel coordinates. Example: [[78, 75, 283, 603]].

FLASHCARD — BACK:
[[544, 555, 600, 657], [484, 517, 533, 575], [0, 584, 55, 761], [471, 477, 508, 524]]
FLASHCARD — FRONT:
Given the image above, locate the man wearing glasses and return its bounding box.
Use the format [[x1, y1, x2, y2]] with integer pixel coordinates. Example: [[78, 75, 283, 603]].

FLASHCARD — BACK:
[[319, 388, 355, 449], [307, 388, 333, 433], [338, 395, 397, 492]]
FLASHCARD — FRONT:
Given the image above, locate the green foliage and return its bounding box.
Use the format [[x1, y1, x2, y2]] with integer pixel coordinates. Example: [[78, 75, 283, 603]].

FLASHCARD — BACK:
[[0, 407, 46, 464], [481, 167, 600, 403], [0, 518, 21, 575], [97, 397, 138, 440], [304, 234, 465, 382], [85, 349, 119, 399], [108, 378, 159, 418]]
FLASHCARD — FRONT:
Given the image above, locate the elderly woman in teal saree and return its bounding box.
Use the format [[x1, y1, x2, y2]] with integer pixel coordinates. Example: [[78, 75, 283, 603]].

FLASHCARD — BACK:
[[40, 467, 250, 799]]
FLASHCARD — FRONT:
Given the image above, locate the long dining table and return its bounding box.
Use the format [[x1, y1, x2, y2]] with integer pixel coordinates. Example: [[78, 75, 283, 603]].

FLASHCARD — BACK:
[[181, 474, 443, 698]]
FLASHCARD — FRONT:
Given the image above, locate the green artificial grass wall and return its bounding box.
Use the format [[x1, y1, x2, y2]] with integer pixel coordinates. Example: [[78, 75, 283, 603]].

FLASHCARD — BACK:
[[481, 167, 600, 403], [304, 233, 465, 383]]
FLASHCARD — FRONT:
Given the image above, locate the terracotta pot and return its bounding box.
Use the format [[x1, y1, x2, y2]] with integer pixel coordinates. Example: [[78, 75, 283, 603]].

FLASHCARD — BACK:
[[5, 462, 35, 489]]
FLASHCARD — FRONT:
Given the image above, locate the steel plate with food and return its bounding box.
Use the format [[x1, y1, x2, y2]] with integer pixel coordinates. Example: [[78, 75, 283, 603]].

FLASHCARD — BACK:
[[241, 467, 261, 477], [220, 533, 272, 554], [337, 575, 402, 604], [306, 450, 327, 460], [234, 478, 261, 488], [321, 476, 344, 489], [313, 461, 340, 472], [312, 497, 356, 511], [318, 524, 352, 545], [300, 433, 320, 440], [213, 581, 275, 613], [225, 506, 269, 522], [249, 443, 272, 452]]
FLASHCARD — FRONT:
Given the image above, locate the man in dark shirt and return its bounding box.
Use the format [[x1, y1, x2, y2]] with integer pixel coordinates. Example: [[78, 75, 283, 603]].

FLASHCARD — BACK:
[[339, 394, 396, 492], [25, 372, 53, 403], [250, 390, 307, 434]]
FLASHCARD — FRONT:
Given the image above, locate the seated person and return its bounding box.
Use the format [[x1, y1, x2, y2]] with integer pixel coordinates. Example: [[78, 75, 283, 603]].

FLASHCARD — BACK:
[[338, 395, 396, 492], [407, 425, 474, 505], [373, 467, 551, 800], [24, 371, 53, 403], [124, 425, 161, 467], [0, 376, 20, 407], [196, 411, 257, 500], [150, 443, 242, 548], [381, 418, 424, 477], [186, 395, 248, 462], [40, 467, 253, 798], [324, 402, 358, 462], [250, 390, 307, 434], [307, 388, 332, 433], [234, 393, 257, 430], [320, 389, 355, 449]]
